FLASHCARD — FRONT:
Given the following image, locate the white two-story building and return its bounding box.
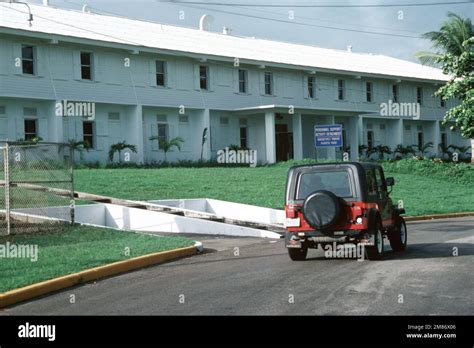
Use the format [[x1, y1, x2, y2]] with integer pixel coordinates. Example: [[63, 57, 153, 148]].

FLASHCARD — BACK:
[[0, 2, 469, 164]]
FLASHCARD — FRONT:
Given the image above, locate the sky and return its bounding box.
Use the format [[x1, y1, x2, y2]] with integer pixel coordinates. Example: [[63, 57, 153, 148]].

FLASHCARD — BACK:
[[27, 0, 474, 62]]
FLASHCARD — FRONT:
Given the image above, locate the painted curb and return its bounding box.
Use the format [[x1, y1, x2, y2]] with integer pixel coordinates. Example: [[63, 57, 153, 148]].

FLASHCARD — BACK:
[[405, 212, 474, 222], [0, 245, 198, 309]]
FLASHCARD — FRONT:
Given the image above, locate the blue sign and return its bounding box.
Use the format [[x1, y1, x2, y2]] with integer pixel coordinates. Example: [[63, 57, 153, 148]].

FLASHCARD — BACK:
[[314, 124, 343, 147]]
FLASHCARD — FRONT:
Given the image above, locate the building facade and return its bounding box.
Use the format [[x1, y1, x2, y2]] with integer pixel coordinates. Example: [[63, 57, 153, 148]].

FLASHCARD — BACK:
[[0, 3, 469, 164]]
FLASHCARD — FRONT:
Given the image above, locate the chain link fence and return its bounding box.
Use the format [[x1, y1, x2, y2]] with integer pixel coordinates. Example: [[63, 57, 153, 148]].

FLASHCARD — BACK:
[[0, 142, 74, 235]]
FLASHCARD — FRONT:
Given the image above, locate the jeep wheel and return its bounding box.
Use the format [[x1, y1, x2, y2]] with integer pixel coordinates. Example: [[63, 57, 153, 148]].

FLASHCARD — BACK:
[[288, 245, 308, 261], [389, 217, 407, 252], [365, 223, 384, 260]]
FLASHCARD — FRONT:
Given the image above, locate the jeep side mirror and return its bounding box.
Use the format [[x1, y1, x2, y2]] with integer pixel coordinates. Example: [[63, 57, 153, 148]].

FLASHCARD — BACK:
[[386, 177, 395, 186]]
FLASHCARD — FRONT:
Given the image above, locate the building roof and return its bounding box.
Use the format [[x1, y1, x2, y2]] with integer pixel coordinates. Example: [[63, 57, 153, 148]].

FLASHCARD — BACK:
[[0, 3, 449, 82]]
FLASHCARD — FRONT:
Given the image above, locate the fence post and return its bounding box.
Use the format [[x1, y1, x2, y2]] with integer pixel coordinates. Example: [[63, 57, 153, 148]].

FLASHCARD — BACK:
[[69, 145, 75, 225], [4, 143, 10, 235]]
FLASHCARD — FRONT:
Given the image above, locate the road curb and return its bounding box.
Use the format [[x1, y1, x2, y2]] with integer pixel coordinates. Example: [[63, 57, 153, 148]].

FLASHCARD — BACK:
[[405, 212, 474, 222], [0, 245, 198, 309]]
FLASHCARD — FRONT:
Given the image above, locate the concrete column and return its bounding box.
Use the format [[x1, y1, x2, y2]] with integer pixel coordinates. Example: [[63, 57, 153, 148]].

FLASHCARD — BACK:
[[349, 116, 359, 161], [358, 115, 364, 146], [292, 113, 303, 160], [326, 115, 336, 160], [394, 118, 403, 147], [126, 105, 144, 163], [265, 111, 276, 163], [47, 100, 63, 143], [199, 108, 211, 161], [432, 120, 440, 157]]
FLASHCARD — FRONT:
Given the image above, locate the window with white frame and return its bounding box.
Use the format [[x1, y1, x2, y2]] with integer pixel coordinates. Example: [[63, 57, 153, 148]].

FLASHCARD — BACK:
[[83, 121, 94, 149], [307, 76, 315, 98], [392, 84, 400, 103], [80, 52, 93, 80], [239, 118, 248, 148], [238, 69, 248, 93], [440, 96, 446, 108], [22, 45, 35, 75], [156, 60, 166, 86], [24, 119, 37, 141], [200, 65, 209, 90], [264, 72, 273, 95], [337, 79, 345, 100], [416, 86, 423, 105], [366, 82, 373, 102]]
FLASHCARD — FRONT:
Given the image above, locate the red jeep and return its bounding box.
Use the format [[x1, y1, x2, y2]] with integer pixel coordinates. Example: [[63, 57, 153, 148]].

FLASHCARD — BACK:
[[284, 162, 407, 260]]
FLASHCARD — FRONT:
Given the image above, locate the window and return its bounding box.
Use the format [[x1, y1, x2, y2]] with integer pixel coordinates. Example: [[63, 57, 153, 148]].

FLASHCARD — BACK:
[[375, 168, 385, 192], [240, 127, 248, 149], [156, 60, 166, 86], [264, 72, 273, 95], [24, 119, 37, 141], [157, 123, 169, 150], [108, 112, 120, 121], [199, 65, 208, 90], [220, 117, 229, 125], [337, 79, 345, 100], [80, 52, 92, 80], [307, 76, 315, 98], [365, 169, 377, 197], [440, 97, 446, 108], [83, 121, 94, 149], [392, 84, 399, 103], [417, 131, 424, 150], [179, 115, 189, 123], [441, 132, 447, 148], [238, 69, 248, 93], [24, 107, 37, 117], [297, 171, 352, 199], [0, 106, 5, 115], [416, 86, 423, 105], [22, 45, 35, 75], [367, 130, 374, 150], [366, 82, 373, 102]]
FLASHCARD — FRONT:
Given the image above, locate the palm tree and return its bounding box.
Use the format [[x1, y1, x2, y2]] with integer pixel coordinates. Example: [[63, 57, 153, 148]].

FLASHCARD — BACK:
[[108, 141, 137, 163], [68, 139, 90, 163], [415, 12, 473, 66], [418, 142, 433, 157], [394, 144, 417, 159], [149, 136, 184, 162], [358, 145, 368, 159], [367, 145, 392, 160], [450, 145, 471, 161]]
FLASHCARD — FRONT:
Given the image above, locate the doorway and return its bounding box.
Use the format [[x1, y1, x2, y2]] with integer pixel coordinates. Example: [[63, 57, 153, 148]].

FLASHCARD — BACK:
[[275, 124, 294, 161]]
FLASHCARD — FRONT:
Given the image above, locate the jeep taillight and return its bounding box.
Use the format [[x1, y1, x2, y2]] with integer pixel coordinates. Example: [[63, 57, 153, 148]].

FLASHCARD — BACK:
[[286, 204, 296, 218]]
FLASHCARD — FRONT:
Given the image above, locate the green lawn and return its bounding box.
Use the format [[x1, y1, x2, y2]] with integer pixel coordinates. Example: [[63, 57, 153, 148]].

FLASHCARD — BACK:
[[74, 162, 473, 217], [0, 226, 194, 293]]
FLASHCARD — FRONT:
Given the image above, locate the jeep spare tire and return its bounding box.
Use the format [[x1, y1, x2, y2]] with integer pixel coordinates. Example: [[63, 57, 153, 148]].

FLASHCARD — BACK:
[[303, 190, 342, 232]]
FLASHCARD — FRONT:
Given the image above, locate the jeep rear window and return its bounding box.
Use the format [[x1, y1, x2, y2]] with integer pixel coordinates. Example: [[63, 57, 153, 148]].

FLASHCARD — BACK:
[[296, 171, 353, 199]]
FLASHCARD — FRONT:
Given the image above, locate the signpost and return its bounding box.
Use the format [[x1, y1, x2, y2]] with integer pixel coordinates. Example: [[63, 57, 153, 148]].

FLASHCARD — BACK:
[[314, 124, 343, 148]]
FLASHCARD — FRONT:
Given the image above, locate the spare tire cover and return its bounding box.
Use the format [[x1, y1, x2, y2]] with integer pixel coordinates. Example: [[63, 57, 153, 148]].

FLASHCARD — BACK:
[[303, 190, 341, 231]]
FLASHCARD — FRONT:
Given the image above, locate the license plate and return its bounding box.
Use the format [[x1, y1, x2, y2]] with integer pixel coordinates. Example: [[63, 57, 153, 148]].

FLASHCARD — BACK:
[[285, 218, 300, 228]]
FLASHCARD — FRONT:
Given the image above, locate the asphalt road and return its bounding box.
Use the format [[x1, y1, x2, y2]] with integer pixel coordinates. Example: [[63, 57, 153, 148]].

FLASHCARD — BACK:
[[2, 217, 473, 315]]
